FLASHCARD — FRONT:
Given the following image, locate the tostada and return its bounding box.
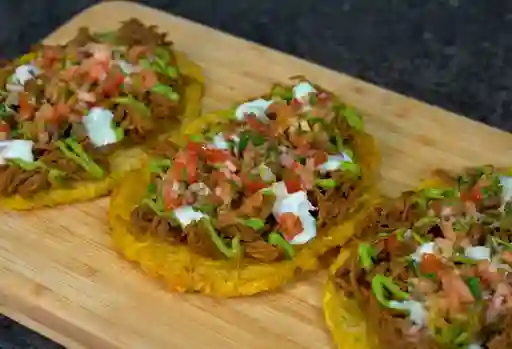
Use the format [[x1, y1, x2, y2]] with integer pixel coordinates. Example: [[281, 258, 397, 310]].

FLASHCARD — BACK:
[[108, 79, 379, 296], [324, 165, 512, 349], [0, 18, 203, 209]]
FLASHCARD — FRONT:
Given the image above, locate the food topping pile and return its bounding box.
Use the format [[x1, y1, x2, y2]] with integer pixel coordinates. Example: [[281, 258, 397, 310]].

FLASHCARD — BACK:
[[335, 166, 512, 349], [0, 19, 183, 197], [131, 81, 365, 262]]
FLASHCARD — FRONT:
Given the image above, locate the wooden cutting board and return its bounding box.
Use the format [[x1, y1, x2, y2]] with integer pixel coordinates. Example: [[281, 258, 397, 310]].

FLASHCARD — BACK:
[[1, 1, 511, 349]]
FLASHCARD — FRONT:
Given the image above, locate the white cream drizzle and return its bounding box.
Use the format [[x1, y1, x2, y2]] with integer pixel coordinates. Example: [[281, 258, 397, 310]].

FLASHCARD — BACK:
[[292, 82, 317, 111], [0, 140, 35, 164], [465, 246, 491, 261], [210, 133, 230, 150], [411, 242, 436, 262], [499, 175, 512, 211], [12, 64, 40, 86], [235, 99, 273, 121], [317, 153, 353, 173], [388, 300, 428, 328], [271, 181, 317, 245], [173, 205, 207, 228], [82, 107, 118, 147]]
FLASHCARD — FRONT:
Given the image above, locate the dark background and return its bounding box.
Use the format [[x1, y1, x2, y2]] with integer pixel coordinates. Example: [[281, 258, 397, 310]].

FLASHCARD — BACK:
[[0, 0, 511, 348]]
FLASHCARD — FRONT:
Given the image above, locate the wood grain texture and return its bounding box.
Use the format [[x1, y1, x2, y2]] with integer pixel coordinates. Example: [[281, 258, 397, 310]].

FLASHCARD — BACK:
[[1, 1, 511, 348]]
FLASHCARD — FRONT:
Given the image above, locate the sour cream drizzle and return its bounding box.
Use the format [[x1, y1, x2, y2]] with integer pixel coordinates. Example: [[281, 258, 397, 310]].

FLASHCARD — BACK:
[[235, 99, 273, 121], [499, 176, 512, 211], [12, 64, 40, 85], [82, 107, 118, 147], [173, 205, 207, 228], [388, 300, 428, 328], [271, 181, 317, 245], [317, 153, 353, 173], [0, 140, 35, 164]]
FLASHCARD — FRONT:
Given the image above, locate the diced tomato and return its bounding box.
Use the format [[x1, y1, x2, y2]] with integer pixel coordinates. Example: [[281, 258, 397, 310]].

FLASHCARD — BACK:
[[469, 184, 485, 201], [102, 69, 125, 96], [49, 102, 71, 123], [285, 178, 302, 193], [18, 92, 35, 120], [313, 151, 329, 166], [290, 98, 302, 110], [0, 122, 10, 140], [54, 102, 71, 117], [184, 159, 198, 183], [420, 253, 443, 275], [185, 141, 205, 154], [0, 123, 10, 133], [202, 148, 231, 164], [245, 114, 270, 135], [172, 151, 198, 183], [244, 179, 268, 194], [162, 182, 182, 210], [460, 181, 487, 202], [384, 234, 399, 252], [239, 172, 267, 194], [88, 63, 106, 82], [277, 212, 303, 241]]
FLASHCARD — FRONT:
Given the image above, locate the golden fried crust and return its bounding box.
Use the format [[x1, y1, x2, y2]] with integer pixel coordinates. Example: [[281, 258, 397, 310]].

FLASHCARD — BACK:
[[324, 249, 377, 349], [1, 51, 204, 210], [108, 92, 380, 297]]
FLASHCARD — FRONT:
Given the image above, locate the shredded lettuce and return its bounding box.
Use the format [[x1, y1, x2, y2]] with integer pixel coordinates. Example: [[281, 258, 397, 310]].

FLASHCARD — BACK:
[[202, 218, 241, 259], [55, 138, 105, 179], [151, 83, 180, 101], [113, 96, 150, 117], [371, 275, 409, 307], [315, 178, 337, 189], [268, 231, 295, 259], [358, 243, 376, 271], [243, 218, 266, 230], [342, 106, 363, 130], [148, 158, 172, 174]]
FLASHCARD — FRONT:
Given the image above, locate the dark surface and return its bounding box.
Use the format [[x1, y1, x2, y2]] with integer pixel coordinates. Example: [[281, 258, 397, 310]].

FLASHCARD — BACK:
[[0, 0, 512, 348]]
